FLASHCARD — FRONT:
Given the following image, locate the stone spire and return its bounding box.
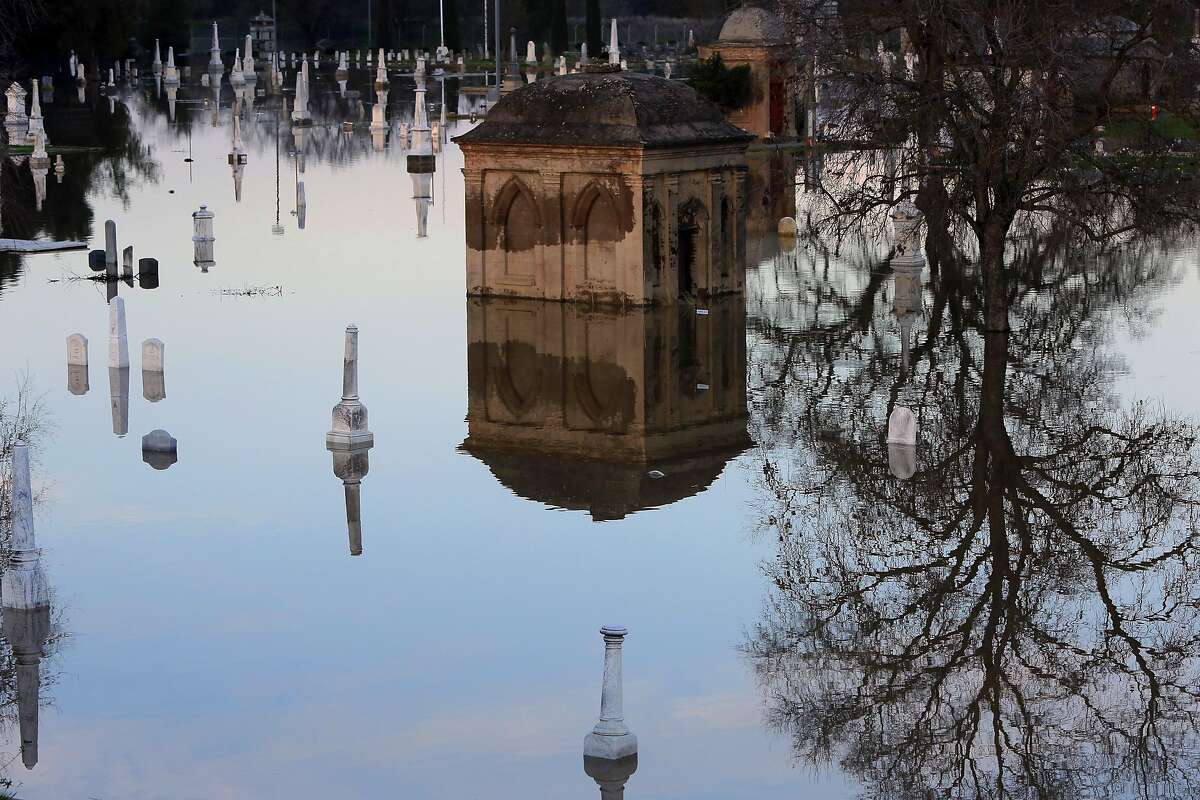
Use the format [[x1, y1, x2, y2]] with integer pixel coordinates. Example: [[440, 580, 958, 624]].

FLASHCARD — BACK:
[[2, 442, 51, 771], [164, 46, 179, 85], [153, 39, 162, 72], [292, 61, 311, 124], [584, 626, 637, 761], [243, 34, 255, 75], [210, 21, 223, 69], [27, 80, 44, 143], [230, 48, 245, 85], [609, 19, 620, 66]]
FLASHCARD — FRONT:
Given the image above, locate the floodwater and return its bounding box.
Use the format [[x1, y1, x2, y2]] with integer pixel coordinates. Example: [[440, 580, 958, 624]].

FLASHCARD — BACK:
[[0, 65, 1198, 799]]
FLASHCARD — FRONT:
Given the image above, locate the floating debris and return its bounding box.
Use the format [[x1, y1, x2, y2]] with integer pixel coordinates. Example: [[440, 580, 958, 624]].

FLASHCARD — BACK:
[[212, 285, 284, 297]]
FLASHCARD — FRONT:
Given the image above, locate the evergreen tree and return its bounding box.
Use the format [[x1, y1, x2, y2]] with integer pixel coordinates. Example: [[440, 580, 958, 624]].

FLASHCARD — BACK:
[[585, 0, 601, 56], [445, 0, 461, 51], [549, 0, 567, 55]]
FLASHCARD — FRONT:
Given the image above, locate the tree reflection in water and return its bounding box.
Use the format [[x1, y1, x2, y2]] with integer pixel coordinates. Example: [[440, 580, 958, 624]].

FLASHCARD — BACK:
[[743, 227, 1200, 798]]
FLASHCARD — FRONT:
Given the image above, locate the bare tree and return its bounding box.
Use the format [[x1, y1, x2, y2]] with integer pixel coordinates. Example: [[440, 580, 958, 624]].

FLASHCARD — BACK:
[[742, 213, 1200, 798], [782, 0, 1200, 330]]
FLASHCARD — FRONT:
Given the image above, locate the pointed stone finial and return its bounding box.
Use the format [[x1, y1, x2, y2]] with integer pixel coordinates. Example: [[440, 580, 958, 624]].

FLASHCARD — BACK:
[[210, 21, 222, 69], [584, 626, 637, 761], [609, 19, 620, 65]]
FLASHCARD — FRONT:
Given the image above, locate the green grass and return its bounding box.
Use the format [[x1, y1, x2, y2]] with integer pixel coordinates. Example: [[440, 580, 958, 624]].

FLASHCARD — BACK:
[[1104, 110, 1199, 143]]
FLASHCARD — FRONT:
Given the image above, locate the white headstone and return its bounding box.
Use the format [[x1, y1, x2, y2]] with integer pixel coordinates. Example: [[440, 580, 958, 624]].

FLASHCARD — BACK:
[[886, 406, 917, 446], [67, 334, 88, 366], [142, 338, 164, 371], [526, 40, 537, 64]]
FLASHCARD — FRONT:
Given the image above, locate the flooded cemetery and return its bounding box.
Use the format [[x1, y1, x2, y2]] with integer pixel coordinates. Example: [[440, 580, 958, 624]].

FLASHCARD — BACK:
[[2, 2, 1200, 798]]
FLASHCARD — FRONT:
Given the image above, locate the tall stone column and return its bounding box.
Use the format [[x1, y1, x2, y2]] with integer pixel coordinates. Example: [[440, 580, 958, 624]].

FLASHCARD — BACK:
[[584, 626, 637, 760]]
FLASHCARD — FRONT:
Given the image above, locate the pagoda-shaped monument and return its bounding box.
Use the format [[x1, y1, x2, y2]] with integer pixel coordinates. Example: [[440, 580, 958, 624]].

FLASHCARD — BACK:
[[455, 69, 753, 305]]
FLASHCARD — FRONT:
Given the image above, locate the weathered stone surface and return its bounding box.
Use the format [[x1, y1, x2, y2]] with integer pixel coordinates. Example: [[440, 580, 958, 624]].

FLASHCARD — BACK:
[[109, 367, 129, 436], [67, 333, 88, 366], [141, 338, 164, 371], [108, 297, 129, 368], [327, 325, 374, 448], [67, 365, 89, 395], [584, 626, 638, 761], [454, 72, 753, 148]]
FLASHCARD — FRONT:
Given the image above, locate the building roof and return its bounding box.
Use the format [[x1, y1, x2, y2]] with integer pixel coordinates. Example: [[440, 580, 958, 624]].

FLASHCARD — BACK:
[[459, 443, 745, 521], [718, 5, 787, 44], [454, 71, 754, 148]]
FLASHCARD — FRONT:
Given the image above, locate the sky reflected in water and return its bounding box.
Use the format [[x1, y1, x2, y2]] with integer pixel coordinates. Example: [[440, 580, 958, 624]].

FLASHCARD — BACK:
[[0, 66, 1198, 799]]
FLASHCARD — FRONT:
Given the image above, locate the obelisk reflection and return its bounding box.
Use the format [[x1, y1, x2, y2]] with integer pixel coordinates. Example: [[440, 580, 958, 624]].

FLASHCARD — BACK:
[[326, 325, 374, 555], [1, 442, 52, 770]]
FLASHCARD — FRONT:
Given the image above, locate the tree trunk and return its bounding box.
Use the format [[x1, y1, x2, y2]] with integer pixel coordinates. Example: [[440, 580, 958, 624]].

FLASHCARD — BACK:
[[980, 221, 1010, 332], [585, 0, 601, 56]]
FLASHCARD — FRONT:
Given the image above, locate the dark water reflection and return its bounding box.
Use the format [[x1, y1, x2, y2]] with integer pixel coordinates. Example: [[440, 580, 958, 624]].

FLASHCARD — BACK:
[[0, 62, 1198, 800], [744, 231, 1200, 797]]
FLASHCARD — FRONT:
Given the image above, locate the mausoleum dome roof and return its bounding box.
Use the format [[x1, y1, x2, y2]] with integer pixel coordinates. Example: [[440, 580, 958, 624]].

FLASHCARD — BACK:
[[454, 71, 753, 148], [717, 6, 787, 44], [460, 445, 743, 521]]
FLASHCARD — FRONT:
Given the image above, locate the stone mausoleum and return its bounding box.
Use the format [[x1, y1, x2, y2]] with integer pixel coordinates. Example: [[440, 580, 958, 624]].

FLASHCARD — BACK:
[[455, 69, 754, 305], [698, 5, 795, 140]]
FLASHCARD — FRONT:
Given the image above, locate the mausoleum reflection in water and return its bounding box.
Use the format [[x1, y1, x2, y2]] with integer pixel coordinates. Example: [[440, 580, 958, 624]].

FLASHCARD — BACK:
[[461, 297, 749, 520]]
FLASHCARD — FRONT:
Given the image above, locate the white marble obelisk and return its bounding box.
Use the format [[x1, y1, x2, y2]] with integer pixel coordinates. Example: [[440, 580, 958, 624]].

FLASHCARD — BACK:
[[26, 80, 44, 143], [164, 46, 180, 85], [326, 325, 374, 448], [609, 19, 620, 66], [584, 626, 637, 760], [243, 35, 256, 80], [292, 61, 311, 124], [2, 441, 51, 771], [209, 21, 223, 70]]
